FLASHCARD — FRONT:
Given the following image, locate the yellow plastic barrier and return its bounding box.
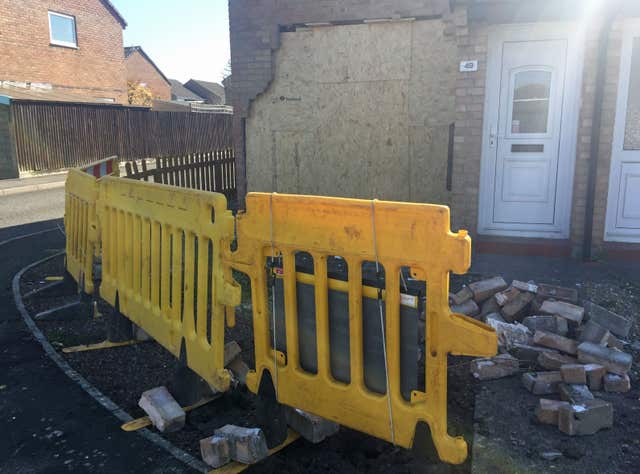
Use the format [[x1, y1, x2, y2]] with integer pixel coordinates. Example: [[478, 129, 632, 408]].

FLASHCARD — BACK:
[[226, 193, 497, 464], [64, 169, 99, 294], [97, 177, 241, 392]]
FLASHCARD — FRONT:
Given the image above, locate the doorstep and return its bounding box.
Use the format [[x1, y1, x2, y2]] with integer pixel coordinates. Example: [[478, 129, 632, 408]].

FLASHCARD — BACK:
[[475, 236, 572, 258]]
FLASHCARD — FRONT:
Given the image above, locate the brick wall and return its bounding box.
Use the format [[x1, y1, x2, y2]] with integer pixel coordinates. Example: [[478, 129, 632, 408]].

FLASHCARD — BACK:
[[0, 103, 19, 179], [0, 0, 126, 103], [125, 50, 171, 101]]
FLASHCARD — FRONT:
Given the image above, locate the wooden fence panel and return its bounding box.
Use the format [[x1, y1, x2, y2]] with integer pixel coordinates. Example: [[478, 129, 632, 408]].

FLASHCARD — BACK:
[[10, 101, 233, 173]]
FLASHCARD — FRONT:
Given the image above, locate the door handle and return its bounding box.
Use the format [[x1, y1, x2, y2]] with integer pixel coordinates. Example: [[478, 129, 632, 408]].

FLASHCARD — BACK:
[[489, 125, 497, 148]]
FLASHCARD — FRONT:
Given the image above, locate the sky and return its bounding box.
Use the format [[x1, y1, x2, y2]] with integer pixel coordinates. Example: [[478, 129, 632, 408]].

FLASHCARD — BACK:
[[111, 0, 230, 84]]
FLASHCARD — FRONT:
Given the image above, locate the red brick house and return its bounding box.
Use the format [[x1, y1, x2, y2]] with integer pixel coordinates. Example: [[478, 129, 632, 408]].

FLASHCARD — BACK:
[[0, 0, 128, 103], [228, 0, 640, 260], [124, 46, 171, 101]]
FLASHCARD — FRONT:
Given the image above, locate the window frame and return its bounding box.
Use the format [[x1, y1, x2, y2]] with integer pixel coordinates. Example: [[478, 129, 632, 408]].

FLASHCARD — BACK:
[[48, 11, 78, 49]]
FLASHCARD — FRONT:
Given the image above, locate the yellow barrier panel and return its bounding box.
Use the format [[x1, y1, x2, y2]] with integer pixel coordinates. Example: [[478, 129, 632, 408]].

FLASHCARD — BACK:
[[226, 193, 497, 464], [97, 177, 241, 392], [64, 169, 99, 294]]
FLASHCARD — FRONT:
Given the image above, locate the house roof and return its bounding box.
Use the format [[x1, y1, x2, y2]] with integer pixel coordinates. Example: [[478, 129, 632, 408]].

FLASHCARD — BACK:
[[184, 79, 226, 103], [169, 79, 204, 101], [124, 46, 171, 86], [101, 0, 127, 28]]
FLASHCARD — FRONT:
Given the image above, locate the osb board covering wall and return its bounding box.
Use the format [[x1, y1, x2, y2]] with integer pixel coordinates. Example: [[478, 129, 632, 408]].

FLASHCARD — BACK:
[[246, 19, 456, 203]]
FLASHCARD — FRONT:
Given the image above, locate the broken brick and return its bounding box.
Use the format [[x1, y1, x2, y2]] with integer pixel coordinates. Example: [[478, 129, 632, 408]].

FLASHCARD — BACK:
[[285, 408, 339, 443], [138, 387, 186, 433], [538, 351, 579, 370], [510, 343, 557, 363], [522, 315, 568, 336], [200, 435, 231, 468], [533, 330, 578, 355], [512, 280, 538, 293], [535, 398, 571, 425], [469, 277, 508, 303], [470, 354, 519, 380], [583, 301, 631, 338], [606, 333, 625, 351], [578, 320, 610, 345], [451, 299, 480, 317], [214, 425, 268, 464], [558, 399, 613, 436], [487, 319, 532, 349], [451, 286, 473, 306], [522, 371, 563, 395], [501, 292, 535, 322], [480, 297, 501, 319], [577, 342, 633, 376], [540, 300, 584, 324], [537, 284, 579, 304], [495, 287, 520, 307], [559, 383, 594, 404], [604, 373, 631, 393], [584, 364, 606, 391], [561, 364, 587, 385]]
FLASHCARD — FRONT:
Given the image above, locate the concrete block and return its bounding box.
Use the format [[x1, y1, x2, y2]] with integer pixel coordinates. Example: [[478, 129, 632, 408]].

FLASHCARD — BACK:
[[522, 315, 567, 336], [451, 286, 473, 305], [214, 425, 268, 464], [200, 435, 231, 468], [561, 364, 587, 385], [604, 373, 631, 393], [487, 319, 532, 349], [535, 398, 571, 425], [559, 383, 594, 404], [583, 301, 631, 338], [227, 357, 250, 385], [540, 300, 584, 324], [138, 387, 186, 433], [584, 364, 606, 391], [512, 280, 538, 293], [285, 408, 339, 443], [470, 354, 519, 380], [501, 291, 535, 322], [558, 399, 613, 436], [469, 277, 508, 302], [522, 371, 563, 395], [537, 284, 578, 304], [451, 299, 480, 317], [509, 343, 557, 363], [577, 342, 632, 375], [538, 351, 578, 370], [224, 341, 243, 365], [495, 287, 520, 306], [578, 320, 610, 345], [533, 330, 578, 355]]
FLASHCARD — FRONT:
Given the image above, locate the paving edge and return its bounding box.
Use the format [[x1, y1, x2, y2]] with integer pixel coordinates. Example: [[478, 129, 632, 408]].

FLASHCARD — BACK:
[[0, 180, 66, 197], [11, 251, 210, 473]]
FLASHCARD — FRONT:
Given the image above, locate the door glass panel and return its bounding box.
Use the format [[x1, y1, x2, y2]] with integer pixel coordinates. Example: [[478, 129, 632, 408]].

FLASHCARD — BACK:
[[511, 70, 551, 134], [624, 37, 640, 150]]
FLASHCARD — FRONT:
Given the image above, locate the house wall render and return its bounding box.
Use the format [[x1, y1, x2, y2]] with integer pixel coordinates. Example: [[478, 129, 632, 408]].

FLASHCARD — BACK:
[[246, 19, 456, 203]]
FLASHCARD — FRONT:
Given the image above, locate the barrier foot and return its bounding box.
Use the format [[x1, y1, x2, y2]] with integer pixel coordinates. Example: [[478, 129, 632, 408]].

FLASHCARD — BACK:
[[121, 395, 221, 432], [209, 429, 300, 474], [44, 275, 65, 282], [62, 339, 146, 354]]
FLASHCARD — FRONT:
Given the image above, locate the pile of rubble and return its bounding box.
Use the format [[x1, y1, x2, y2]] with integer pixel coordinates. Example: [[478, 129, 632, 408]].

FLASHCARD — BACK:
[[456, 277, 633, 436]]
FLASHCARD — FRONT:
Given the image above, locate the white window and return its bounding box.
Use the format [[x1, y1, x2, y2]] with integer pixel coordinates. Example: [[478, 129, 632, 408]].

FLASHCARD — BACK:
[[48, 11, 77, 48]]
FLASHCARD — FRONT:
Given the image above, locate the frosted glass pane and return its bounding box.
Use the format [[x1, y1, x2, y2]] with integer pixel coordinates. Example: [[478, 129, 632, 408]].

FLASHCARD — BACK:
[[624, 38, 640, 149], [511, 71, 551, 134]]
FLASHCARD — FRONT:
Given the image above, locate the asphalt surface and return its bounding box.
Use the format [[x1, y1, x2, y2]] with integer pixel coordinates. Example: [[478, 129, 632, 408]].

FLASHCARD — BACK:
[[0, 189, 195, 472], [0, 188, 65, 230]]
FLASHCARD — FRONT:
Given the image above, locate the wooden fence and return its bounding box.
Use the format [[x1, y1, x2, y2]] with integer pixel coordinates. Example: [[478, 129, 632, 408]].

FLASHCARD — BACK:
[[124, 150, 236, 200], [9, 100, 233, 172]]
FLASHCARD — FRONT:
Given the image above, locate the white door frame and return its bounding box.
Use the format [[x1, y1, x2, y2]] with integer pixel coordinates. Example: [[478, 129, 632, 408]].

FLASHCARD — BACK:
[[478, 23, 585, 239], [604, 18, 640, 243]]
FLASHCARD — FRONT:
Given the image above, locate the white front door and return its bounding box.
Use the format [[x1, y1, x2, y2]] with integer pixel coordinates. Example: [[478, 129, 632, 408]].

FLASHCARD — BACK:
[[605, 19, 640, 243], [478, 25, 583, 238]]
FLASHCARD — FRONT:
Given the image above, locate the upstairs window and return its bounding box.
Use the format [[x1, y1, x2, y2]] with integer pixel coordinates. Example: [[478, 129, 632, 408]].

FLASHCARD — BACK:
[[48, 12, 77, 48]]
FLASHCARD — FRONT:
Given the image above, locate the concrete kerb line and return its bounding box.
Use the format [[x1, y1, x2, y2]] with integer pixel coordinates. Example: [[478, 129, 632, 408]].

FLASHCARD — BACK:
[[0, 180, 66, 197], [11, 251, 210, 473]]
